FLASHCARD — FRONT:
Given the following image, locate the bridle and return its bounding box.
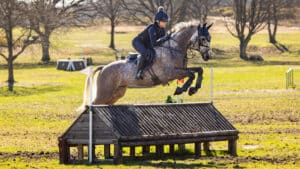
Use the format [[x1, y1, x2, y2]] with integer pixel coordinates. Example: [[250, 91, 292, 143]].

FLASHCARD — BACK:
[[162, 27, 211, 61], [191, 28, 211, 56]]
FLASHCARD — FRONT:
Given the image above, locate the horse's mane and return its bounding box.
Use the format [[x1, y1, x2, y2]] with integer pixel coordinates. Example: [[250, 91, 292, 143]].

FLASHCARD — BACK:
[[172, 20, 200, 33]]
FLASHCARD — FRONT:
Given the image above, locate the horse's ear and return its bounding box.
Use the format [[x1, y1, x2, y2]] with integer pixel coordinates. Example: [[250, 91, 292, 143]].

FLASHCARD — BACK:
[[207, 23, 213, 30], [203, 23, 207, 28], [197, 24, 201, 31], [197, 24, 202, 36]]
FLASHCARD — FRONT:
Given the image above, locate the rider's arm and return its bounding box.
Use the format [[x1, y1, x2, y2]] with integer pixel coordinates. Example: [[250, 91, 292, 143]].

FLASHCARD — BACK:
[[148, 26, 160, 48], [148, 26, 170, 48]]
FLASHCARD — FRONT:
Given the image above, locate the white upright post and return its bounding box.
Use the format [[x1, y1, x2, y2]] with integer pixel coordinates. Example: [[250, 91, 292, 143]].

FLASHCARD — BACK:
[[210, 67, 214, 103], [88, 66, 93, 164], [176, 82, 179, 103]]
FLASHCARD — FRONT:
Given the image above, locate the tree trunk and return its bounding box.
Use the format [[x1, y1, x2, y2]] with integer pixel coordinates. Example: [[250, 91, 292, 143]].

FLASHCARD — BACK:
[[41, 35, 51, 63], [267, 20, 278, 44], [202, 6, 208, 23], [267, 1, 278, 44], [7, 58, 14, 91], [6, 21, 14, 91], [109, 19, 115, 49], [239, 39, 249, 60]]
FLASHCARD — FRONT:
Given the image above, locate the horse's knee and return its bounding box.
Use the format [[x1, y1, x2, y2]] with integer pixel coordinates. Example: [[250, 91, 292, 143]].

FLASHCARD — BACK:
[[188, 72, 195, 79], [198, 67, 203, 74]]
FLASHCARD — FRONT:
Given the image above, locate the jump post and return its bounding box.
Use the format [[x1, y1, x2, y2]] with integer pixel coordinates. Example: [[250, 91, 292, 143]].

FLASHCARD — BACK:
[[58, 102, 238, 164], [286, 67, 300, 89]]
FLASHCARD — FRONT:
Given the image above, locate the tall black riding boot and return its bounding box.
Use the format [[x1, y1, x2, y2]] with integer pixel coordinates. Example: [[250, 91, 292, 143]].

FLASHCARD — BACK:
[[136, 55, 146, 80]]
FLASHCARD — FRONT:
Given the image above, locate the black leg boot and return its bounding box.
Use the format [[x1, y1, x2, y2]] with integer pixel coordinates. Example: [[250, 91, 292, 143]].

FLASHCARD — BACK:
[[136, 55, 146, 80]]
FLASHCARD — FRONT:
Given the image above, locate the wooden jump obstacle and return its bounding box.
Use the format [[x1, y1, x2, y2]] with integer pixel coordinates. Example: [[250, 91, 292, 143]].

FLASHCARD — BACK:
[[58, 103, 238, 164]]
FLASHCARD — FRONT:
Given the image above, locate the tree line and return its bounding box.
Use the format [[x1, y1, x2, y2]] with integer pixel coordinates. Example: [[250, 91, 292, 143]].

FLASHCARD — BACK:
[[0, 0, 297, 91]]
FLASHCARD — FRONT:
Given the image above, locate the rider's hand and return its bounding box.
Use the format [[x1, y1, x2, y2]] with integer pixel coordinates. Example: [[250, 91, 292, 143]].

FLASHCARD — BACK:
[[166, 34, 171, 40], [161, 34, 171, 41]]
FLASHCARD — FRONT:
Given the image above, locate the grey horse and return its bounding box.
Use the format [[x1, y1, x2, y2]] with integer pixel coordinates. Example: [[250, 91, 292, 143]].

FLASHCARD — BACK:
[[81, 21, 212, 107]]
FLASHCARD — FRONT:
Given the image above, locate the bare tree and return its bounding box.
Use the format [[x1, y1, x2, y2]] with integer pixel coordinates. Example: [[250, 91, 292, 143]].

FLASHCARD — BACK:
[[189, 0, 221, 23], [224, 0, 268, 60], [266, 0, 295, 44], [27, 0, 90, 64], [0, 0, 38, 91], [121, 0, 188, 29], [93, 0, 123, 49]]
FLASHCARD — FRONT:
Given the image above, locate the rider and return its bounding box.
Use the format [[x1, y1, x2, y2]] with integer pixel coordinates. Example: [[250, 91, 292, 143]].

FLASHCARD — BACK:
[[132, 6, 170, 80]]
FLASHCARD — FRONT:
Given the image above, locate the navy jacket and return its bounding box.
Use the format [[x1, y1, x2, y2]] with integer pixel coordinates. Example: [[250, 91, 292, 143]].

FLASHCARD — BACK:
[[136, 23, 166, 49]]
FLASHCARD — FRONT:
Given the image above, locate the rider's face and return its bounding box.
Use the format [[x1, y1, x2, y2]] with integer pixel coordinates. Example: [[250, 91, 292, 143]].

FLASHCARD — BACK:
[[159, 21, 168, 28]]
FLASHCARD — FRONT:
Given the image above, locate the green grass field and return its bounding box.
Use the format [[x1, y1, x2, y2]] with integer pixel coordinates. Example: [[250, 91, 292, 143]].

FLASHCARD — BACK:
[[0, 25, 300, 168]]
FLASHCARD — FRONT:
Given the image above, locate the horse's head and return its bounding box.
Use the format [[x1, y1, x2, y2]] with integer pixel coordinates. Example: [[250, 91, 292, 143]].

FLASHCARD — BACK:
[[191, 23, 212, 61]]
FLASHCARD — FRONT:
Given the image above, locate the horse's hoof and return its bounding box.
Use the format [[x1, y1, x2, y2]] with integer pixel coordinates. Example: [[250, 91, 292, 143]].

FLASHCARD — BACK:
[[174, 87, 183, 95], [188, 87, 197, 96]]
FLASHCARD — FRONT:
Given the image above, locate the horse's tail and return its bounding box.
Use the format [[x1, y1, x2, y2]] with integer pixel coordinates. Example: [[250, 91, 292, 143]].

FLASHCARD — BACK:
[[77, 66, 103, 112]]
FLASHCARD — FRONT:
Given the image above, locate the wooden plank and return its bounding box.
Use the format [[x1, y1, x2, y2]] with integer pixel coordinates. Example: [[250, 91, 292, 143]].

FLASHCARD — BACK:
[[119, 131, 238, 141], [58, 138, 70, 164], [67, 139, 114, 145], [77, 144, 84, 161], [130, 146, 135, 157], [114, 141, 123, 164], [228, 139, 237, 156], [142, 145, 150, 154], [69, 131, 114, 136], [178, 144, 185, 152], [169, 144, 174, 155], [120, 136, 238, 146], [194, 142, 201, 159], [104, 144, 111, 159], [204, 141, 210, 154], [65, 131, 115, 140], [156, 145, 164, 158]]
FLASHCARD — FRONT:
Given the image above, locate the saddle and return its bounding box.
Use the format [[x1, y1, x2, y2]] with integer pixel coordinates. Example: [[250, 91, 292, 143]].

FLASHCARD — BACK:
[[126, 51, 161, 84], [126, 49, 156, 69], [126, 53, 139, 64]]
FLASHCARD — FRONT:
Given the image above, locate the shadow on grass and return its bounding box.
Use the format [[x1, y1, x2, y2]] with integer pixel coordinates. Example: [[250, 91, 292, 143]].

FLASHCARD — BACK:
[[272, 42, 290, 53], [0, 85, 63, 97], [72, 48, 115, 57], [0, 62, 109, 70], [196, 56, 300, 68], [0, 62, 57, 70], [67, 151, 245, 169], [1, 50, 300, 71], [67, 158, 244, 169]]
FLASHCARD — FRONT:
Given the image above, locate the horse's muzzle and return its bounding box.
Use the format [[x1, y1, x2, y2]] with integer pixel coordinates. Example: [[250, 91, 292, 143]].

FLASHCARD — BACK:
[[202, 52, 211, 61]]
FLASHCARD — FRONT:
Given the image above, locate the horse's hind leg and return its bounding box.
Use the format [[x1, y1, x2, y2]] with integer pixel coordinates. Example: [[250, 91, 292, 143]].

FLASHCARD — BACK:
[[92, 73, 117, 105], [188, 67, 203, 96], [93, 84, 114, 105], [106, 86, 127, 105]]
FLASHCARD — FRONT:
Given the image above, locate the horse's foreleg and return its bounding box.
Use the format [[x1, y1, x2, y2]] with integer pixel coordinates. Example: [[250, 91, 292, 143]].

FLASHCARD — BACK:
[[188, 67, 203, 96], [174, 69, 195, 95]]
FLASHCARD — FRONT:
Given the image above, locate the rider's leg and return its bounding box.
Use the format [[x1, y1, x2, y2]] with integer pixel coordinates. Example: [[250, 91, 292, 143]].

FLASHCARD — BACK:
[[132, 38, 147, 80], [136, 54, 146, 80]]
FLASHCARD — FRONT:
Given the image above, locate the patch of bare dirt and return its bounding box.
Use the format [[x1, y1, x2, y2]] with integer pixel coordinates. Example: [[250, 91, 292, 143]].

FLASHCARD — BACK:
[[0, 151, 58, 161], [241, 128, 300, 134], [228, 111, 300, 124], [0, 151, 298, 165]]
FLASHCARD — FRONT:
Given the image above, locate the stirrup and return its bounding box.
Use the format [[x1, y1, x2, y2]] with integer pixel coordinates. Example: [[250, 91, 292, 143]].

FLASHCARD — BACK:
[[135, 70, 144, 80]]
